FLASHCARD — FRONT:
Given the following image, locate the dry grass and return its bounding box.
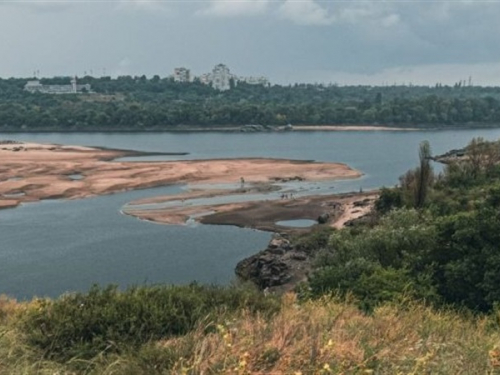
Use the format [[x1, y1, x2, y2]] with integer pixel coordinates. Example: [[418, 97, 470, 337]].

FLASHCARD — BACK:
[[1, 293, 500, 374]]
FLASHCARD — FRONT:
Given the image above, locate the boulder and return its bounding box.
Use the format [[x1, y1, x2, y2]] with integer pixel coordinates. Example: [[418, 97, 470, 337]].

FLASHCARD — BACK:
[[235, 234, 304, 289]]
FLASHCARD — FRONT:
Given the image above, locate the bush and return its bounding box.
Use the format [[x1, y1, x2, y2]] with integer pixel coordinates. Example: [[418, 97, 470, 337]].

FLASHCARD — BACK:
[[309, 261, 437, 312], [19, 284, 279, 361], [292, 226, 334, 254], [375, 186, 403, 214]]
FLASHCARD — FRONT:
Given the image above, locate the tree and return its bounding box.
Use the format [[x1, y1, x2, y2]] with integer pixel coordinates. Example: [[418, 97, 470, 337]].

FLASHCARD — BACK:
[[414, 140, 433, 208]]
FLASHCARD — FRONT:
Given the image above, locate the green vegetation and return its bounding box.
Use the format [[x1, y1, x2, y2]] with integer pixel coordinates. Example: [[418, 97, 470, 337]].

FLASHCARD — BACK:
[[2, 293, 500, 374], [19, 284, 279, 362], [3, 77, 500, 130], [306, 137, 500, 312]]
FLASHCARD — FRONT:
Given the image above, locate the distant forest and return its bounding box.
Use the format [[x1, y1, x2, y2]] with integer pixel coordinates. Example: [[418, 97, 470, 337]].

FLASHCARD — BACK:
[[2, 76, 500, 130]]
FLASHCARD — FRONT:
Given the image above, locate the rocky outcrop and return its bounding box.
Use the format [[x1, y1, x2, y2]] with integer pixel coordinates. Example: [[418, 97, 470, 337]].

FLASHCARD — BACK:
[[432, 148, 466, 164], [240, 124, 277, 132], [235, 234, 311, 291]]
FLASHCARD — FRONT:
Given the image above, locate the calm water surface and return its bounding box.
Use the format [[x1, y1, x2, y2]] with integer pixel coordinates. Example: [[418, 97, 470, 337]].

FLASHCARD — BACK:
[[2, 129, 500, 299]]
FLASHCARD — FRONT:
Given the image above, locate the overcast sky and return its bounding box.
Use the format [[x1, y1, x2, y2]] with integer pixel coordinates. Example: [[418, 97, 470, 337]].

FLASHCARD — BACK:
[[1, 0, 500, 85]]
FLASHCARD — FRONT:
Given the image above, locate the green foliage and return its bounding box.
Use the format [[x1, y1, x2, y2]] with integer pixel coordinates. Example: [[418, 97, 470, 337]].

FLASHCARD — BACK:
[[19, 284, 279, 362], [308, 138, 500, 313], [309, 209, 438, 311], [375, 187, 403, 214], [4, 78, 500, 129], [291, 226, 334, 254], [309, 261, 436, 312]]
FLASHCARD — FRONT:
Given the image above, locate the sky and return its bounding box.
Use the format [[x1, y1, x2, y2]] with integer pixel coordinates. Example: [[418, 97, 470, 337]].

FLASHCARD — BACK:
[[1, 0, 500, 85]]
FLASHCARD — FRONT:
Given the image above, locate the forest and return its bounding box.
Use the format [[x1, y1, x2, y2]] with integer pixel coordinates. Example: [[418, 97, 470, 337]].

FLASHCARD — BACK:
[[2, 76, 500, 130]]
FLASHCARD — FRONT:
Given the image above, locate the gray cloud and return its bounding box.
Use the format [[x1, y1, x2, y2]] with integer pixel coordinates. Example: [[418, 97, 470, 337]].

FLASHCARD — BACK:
[[0, 1, 500, 85], [196, 0, 270, 17]]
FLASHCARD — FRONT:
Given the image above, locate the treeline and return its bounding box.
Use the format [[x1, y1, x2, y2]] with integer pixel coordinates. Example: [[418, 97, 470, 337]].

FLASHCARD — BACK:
[[303, 137, 500, 312], [2, 76, 500, 129]]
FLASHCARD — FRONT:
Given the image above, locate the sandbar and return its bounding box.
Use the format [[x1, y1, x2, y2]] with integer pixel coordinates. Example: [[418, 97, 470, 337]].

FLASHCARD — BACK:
[[125, 187, 378, 232], [0, 141, 362, 211]]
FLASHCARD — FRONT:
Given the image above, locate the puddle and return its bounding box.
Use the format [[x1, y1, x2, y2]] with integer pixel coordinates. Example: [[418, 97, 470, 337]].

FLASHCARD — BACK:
[[3, 192, 26, 198], [275, 219, 317, 228], [68, 174, 84, 181]]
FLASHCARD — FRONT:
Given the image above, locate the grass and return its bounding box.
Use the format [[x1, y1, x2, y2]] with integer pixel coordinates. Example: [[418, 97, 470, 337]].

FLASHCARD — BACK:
[[2, 291, 500, 374]]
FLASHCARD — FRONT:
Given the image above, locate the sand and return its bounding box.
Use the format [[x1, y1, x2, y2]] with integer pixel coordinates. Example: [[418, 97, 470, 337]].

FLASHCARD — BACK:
[[293, 125, 416, 131], [124, 186, 378, 232], [0, 141, 362, 212]]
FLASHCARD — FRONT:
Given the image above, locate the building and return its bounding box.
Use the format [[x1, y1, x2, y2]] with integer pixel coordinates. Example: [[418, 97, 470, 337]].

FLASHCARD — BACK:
[[173, 67, 191, 82], [198, 73, 212, 85], [211, 64, 234, 91], [24, 77, 91, 94], [171, 64, 270, 91]]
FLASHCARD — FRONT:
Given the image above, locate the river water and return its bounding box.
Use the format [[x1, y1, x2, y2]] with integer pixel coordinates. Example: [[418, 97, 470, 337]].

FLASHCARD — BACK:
[[1, 129, 500, 299]]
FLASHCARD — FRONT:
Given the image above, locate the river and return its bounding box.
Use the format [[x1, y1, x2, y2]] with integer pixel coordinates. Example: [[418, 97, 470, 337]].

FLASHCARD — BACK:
[[1, 129, 500, 299]]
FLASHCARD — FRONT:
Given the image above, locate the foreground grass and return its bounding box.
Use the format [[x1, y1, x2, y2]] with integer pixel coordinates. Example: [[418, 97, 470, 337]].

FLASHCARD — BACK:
[[2, 291, 500, 374]]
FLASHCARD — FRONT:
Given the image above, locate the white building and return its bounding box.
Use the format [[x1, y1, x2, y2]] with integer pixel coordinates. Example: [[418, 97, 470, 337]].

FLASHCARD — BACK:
[[24, 77, 91, 94], [172, 64, 270, 91], [211, 64, 234, 91], [198, 73, 212, 85], [173, 67, 191, 82]]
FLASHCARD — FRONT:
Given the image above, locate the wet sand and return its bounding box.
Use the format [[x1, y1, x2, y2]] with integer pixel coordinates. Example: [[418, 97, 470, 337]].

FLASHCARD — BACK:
[[125, 189, 378, 232]]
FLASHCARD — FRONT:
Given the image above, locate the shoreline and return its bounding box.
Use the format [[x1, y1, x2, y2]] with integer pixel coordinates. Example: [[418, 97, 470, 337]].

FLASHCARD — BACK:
[[2, 123, 500, 133]]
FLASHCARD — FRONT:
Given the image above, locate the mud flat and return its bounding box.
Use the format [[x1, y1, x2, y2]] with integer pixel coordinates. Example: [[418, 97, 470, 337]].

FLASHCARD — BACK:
[[125, 183, 378, 233]]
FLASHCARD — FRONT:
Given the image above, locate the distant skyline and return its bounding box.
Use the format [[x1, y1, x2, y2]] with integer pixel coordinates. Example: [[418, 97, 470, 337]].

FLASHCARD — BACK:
[[2, 1, 500, 86]]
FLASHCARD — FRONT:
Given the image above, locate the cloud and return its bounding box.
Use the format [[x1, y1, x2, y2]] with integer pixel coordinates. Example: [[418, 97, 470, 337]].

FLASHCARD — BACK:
[[381, 14, 400, 28], [116, 0, 170, 14], [277, 1, 402, 28], [278, 0, 334, 25], [197, 0, 269, 18], [0, 0, 74, 12]]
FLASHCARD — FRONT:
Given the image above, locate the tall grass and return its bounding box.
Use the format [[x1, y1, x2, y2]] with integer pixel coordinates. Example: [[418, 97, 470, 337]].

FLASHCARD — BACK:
[[1, 291, 500, 374]]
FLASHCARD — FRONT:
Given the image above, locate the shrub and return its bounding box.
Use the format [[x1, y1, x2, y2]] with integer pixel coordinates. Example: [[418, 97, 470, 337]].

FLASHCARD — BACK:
[[292, 226, 334, 254], [19, 284, 279, 361]]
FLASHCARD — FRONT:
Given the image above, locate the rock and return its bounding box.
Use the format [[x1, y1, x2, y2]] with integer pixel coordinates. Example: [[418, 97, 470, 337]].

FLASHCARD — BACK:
[[268, 235, 291, 250], [291, 253, 307, 261], [235, 254, 291, 288], [235, 234, 308, 289], [240, 124, 277, 132]]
